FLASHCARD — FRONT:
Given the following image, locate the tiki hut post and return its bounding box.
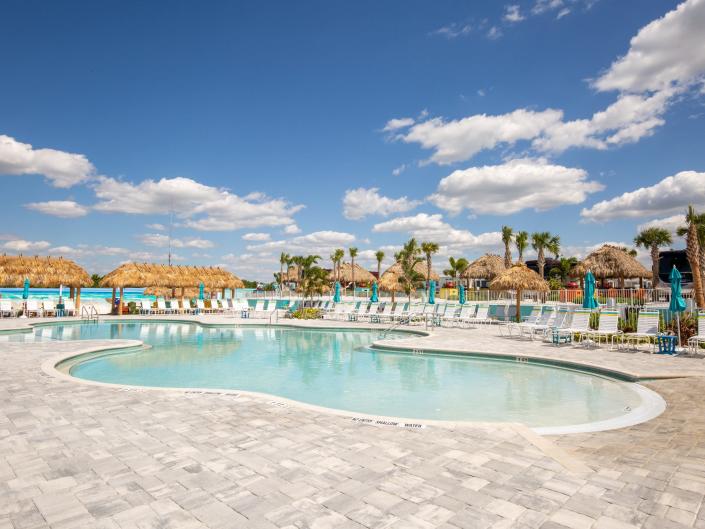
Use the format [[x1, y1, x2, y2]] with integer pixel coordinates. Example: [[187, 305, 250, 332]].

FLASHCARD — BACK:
[[111, 288, 116, 315], [118, 287, 124, 315], [75, 287, 82, 311], [69, 286, 75, 299]]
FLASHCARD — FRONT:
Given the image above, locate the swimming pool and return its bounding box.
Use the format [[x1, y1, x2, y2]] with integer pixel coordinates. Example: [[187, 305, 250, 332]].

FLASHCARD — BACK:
[[41, 322, 662, 432]]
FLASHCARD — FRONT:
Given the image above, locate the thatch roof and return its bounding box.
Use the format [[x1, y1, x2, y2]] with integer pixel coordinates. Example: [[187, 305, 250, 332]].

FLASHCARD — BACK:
[[382, 261, 440, 281], [571, 245, 651, 279], [330, 262, 376, 284], [143, 286, 207, 297], [378, 271, 404, 292], [0, 254, 91, 287], [462, 254, 506, 280], [282, 265, 300, 282], [101, 263, 244, 289], [490, 264, 549, 292]]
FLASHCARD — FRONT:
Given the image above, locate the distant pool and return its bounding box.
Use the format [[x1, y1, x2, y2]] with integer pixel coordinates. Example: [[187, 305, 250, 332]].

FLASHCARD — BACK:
[[43, 322, 662, 431]]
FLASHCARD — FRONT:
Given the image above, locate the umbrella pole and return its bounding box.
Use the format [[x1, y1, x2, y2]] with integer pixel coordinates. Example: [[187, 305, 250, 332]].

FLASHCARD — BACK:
[[677, 312, 682, 350], [516, 290, 521, 323]]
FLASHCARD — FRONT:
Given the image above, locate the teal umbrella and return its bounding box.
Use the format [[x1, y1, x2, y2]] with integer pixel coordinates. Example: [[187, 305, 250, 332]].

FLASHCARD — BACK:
[[669, 266, 687, 348], [333, 281, 341, 303], [198, 282, 204, 300], [370, 282, 379, 302], [22, 278, 30, 299], [582, 271, 598, 309], [428, 280, 436, 304], [458, 284, 466, 305]]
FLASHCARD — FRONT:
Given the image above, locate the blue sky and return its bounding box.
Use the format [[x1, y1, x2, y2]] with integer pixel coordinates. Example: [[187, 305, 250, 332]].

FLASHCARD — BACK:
[[1, 0, 704, 280]]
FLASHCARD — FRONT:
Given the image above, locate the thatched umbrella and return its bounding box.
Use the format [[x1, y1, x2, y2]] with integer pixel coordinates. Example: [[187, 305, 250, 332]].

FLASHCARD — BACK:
[[332, 262, 376, 285], [490, 263, 549, 322], [382, 262, 439, 281], [0, 254, 91, 309], [571, 245, 651, 288], [462, 254, 506, 283]]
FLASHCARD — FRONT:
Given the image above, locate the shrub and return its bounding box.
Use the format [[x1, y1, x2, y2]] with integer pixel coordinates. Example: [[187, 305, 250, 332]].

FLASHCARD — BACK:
[[291, 308, 321, 320]]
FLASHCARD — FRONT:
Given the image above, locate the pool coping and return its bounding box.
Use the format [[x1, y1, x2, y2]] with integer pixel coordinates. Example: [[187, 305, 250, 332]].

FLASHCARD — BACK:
[[31, 318, 666, 440]]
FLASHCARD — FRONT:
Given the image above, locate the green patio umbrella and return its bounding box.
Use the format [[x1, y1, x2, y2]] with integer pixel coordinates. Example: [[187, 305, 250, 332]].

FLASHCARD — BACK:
[[428, 280, 436, 304], [333, 281, 341, 303], [458, 284, 466, 305], [669, 266, 687, 349], [198, 282, 204, 300], [582, 271, 598, 309], [370, 282, 378, 302], [22, 278, 30, 299]]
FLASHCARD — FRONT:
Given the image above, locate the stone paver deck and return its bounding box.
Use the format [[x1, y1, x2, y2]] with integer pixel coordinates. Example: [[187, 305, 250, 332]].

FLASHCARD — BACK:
[[1, 315, 705, 528]]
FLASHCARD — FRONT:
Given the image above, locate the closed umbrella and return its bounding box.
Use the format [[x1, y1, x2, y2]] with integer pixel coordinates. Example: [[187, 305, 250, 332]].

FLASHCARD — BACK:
[[22, 278, 30, 299], [370, 282, 378, 302], [582, 271, 598, 309], [199, 282, 204, 300], [428, 280, 436, 304], [669, 266, 687, 349], [333, 281, 341, 303], [458, 284, 466, 305]]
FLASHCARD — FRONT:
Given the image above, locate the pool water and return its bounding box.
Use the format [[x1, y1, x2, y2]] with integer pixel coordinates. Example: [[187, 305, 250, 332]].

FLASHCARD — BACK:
[[41, 322, 649, 428]]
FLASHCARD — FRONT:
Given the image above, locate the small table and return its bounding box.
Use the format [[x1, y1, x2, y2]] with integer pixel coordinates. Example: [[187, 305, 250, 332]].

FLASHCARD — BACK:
[[656, 334, 677, 355], [551, 328, 572, 346]]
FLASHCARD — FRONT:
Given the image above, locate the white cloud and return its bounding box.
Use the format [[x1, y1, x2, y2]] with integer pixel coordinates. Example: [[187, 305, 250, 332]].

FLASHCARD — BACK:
[[532, 0, 565, 15], [92, 176, 303, 232], [503, 5, 525, 23], [128, 251, 184, 262], [486, 26, 502, 39], [0, 134, 95, 188], [343, 187, 421, 220], [429, 158, 603, 215], [383, 118, 415, 131], [593, 0, 705, 94], [2, 239, 51, 252], [637, 215, 686, 237], [392, 164, 407, 176], [242, 232, 271, 241], [146, 223, 166, 231], [246, 231, 356, 256], [430, 23, 473, 39], [48, 245, 129, 257], [24, 200, 89, 218], [581, 170, 705, 222], [284, 224, 301, 235], [137, 233, 215, 249], [372, 213, 502, 255]]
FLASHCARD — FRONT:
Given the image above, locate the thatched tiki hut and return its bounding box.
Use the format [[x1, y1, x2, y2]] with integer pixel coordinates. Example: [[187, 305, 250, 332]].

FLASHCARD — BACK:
[[462, 254, 506, 287], [379, 262, 439, 302], [330, 263, 376, 286], [571, 245, 651, 288], [101, 263, 243, 314], [490, 264, 549, 322], [0, 255, 91, 309]]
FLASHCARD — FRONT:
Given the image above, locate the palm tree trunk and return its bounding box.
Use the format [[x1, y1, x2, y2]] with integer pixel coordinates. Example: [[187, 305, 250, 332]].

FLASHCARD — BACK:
[[426, 258, 431, 293], [351, 258, 355, 298], [504, 243, 511, 268], [687, 224, 705, 308], [650, 244, 660, 288], [538, 249, 545, 278], [515, 290, 521, 323]]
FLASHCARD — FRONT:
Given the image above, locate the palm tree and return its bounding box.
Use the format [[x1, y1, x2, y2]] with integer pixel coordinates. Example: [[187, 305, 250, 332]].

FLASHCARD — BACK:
[[90, 274, 102, 288], [348, 247, 358, 295], [443, 257, 469, 287], [396, 239, 424, 303], [531, 232, 555, 279], [634, 227, 672, 289], [298, 255, 325, 298], [549, 257, 578, 285], [421, 241, 440, 292], [375, 250, 385, 279], [279, 252, 290, 294], [515, 231, 529, 263], [501, 226, 513, 268], [679, 206, 705, 308], [333, 248, 345, 281], [548, 235, 561, 260]]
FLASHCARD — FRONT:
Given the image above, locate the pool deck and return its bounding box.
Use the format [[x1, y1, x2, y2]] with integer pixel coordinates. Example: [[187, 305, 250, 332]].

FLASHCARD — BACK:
[[2, 315, 705, 528]]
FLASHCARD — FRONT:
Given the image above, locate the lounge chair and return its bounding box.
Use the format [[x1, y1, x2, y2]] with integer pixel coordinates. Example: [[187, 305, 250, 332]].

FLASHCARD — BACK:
[[359, 303, 380, 322], [561, 309, 592, 339], [455, 304, 477, 327], [501, 305, 542, 337], [520, 306, 558, 340], [157, 299, 175, 314], [25, 300, 42, 317], [63, 299, 76, 316], [250, 300, 266, 317], [42, 300, 56, 317], [440, 304, 461, 326], [323, 303, 343, 320], [688, 311, 705, 354], [580, 310, 621, 349], [622, 311, 660, 353], [0, 300, 16, 318], [468, 304, 492, 325]]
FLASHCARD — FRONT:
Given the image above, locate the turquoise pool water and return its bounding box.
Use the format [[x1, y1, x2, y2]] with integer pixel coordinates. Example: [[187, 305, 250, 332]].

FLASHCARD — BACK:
[[42, 322, 646, 427]]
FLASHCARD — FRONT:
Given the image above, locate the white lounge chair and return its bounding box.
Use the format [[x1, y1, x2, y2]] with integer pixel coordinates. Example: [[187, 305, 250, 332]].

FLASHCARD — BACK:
[[562, 309, 592, 338], [622, 311, 660, 353], [688, 311, 705, 354], [63, 299, 76, 316], [468, 305, 492, 325], [25, 300, 42, 317], [580, 310, 621, 349], [501, 305, 541, 337], [250, 300, 266, 317], [0, 300, 16, 318], [455, 304, 477, 327], [520, 306, 558, 340], [441, 304, 461, 327], [42, 300, 56, 317]]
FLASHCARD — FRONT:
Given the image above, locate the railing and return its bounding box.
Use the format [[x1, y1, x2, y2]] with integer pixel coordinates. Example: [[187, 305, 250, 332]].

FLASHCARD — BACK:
[[81, 305, 99, 321]]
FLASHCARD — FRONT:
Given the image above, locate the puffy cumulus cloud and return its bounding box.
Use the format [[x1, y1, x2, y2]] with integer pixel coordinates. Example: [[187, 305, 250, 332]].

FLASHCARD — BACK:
[[137, 233, 215, 249], [0, 134, 95, 188], [429, 158, 603, 215], [581, 170, 705, 222], [219, 252, 279, 282], [372, 213, 502, 255], [246, 231, 357, 256], [146, 223, 166, 231], [92, 176, 303, 232], [343, 187, 421, 220], [637, 215, 687, 236], [383, 117, 415, 132], [242, 232, 271, 241], [594, 0, 705, 94], [24, 200, 89, 218], [2, 239, 51, 252], [284, 224, 302, 235], [392, 109, 563, 164], [128, 251, 184, 262], [503, 5, 525, 22]]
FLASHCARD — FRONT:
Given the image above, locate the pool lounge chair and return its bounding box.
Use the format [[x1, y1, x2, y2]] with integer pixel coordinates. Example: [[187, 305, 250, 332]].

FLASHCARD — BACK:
[[440, 304, 461, 327], [688, 311, 705, 354], [0, 300, 16, 318], [25, 300, 42, 317], [561, 309, 592, 339], [520, 306, 559, 340], [250, 300, 266, 317], [455, 304, 477, 327], [42, 300, 56, 317], [468, 305, 492, 325], [157, 299, 175, 315], [580, 310, 621, 349], [501, 305, 542, 337], [63, 299, 76, 316], [622, 311, 660, 353]]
